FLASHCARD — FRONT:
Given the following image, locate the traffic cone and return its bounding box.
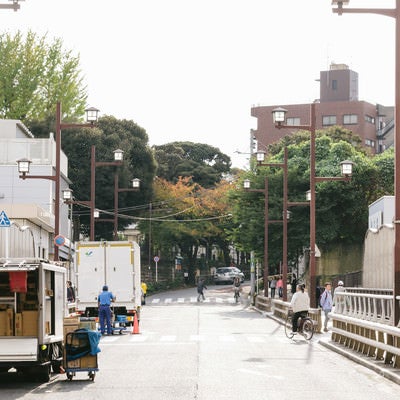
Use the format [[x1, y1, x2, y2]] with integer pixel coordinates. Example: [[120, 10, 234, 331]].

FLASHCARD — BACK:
[[132, 311, 139, 334]]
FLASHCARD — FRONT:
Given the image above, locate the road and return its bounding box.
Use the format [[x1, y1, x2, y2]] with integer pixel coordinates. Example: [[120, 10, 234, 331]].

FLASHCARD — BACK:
[[0, 284, 399, 399]]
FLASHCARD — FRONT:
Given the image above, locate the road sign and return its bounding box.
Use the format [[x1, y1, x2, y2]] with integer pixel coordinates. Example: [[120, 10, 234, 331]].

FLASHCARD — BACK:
[[0, 210, 11, 227], [154, 256, 160, 262], [54, 235, 66, 247]]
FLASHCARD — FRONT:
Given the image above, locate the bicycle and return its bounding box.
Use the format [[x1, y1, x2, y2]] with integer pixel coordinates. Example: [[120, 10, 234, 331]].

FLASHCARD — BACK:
[[284, 310, 314, 340]]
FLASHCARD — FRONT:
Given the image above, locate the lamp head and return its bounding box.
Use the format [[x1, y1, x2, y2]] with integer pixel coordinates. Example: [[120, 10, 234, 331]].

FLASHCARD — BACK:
[[243, 179, 251, 189], [62, 188, 73, 201], [131, 178, 140, 189], [113, 149, 124, 162], [340, 160, 354, 177], [272, 107, 288, 126], [85, 106, 99, 123], [17, 158, 31, 174], [256, 151, 266, 163]]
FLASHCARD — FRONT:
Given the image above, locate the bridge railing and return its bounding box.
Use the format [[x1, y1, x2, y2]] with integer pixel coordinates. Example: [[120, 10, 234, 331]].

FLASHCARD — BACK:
[[331, 289, 400, 370]]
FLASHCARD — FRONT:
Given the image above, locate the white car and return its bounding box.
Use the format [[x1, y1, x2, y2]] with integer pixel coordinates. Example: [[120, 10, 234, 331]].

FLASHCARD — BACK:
[[214, 267, 245, 285]]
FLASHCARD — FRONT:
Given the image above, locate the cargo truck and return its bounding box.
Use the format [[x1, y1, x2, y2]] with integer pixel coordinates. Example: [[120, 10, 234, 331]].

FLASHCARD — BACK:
[[0, 258, 67, 382], [74, 241, 141, 325]]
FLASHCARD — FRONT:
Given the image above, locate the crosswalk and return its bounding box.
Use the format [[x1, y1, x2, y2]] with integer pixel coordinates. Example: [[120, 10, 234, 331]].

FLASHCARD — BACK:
[[99, 332, 285, 345], [148, 296, 239, 305]]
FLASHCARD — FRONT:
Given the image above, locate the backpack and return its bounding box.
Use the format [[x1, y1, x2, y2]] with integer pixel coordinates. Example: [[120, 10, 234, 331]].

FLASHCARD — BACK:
[[318, 287, 326, 308]]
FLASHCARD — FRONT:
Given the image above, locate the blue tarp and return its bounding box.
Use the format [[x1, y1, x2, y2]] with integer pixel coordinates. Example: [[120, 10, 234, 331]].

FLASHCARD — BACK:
[[66, 328, 101, 361]]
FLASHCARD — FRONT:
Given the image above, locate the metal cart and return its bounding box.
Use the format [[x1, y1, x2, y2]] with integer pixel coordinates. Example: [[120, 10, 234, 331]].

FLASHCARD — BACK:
[[64, 329, 100, 381]]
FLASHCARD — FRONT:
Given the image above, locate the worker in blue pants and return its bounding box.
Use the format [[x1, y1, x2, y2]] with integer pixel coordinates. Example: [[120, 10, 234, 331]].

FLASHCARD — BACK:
[[98, 285, 116, 335]]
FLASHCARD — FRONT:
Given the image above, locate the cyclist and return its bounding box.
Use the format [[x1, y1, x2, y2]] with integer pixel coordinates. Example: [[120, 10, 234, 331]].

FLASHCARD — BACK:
[[289, 283, 310, 335], [233, 275, 241, 299]]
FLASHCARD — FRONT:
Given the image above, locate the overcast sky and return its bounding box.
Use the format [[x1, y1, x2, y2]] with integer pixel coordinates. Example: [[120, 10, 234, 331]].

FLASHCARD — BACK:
[[1, 0, 396, 168]]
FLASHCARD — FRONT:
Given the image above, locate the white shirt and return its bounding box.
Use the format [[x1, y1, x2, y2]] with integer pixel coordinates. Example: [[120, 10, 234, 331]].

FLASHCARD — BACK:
[[290, 291, 310, 313]]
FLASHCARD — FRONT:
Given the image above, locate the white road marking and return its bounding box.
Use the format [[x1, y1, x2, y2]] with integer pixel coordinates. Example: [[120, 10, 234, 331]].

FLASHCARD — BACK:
[[177, 298, 185, 303], [160, 335, 176, 342], [190, 335, 205, 342], [219, 335, 236, 342], [151, 298, 160, 304]]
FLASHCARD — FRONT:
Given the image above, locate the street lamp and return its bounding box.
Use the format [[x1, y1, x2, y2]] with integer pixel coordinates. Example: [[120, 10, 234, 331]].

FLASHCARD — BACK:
[[272, 103, 353, 307], [17, 102, 99, 260], [253, 147, 309, 301], [332, 0, 400, 328]]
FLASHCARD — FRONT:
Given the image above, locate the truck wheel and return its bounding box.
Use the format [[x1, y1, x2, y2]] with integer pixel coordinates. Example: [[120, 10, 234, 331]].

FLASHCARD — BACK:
[[37, 365, 51, 382]]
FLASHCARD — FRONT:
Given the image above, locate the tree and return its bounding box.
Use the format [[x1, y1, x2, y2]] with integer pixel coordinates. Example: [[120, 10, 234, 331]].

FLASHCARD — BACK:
[[61, 116, 156, 240], [229, 128, 388, 273], [153, 141, 231, 188], [139, 177, 233, 282], [0, 30, 87, 124]]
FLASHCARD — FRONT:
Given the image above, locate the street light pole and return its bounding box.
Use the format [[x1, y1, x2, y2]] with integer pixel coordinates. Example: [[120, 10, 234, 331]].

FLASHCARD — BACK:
[[18, 102, 98, 261], [272, 102, 353, 308], [332, 0, 400, 327]]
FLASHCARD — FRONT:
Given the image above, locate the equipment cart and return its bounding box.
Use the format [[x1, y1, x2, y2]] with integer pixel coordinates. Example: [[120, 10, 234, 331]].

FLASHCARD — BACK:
[[64, 329, 101, 381]]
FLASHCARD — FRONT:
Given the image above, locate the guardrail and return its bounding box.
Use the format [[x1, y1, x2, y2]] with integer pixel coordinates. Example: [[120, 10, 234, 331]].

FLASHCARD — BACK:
[[330, 290, 400, 370], [255, 295, 322, 333]]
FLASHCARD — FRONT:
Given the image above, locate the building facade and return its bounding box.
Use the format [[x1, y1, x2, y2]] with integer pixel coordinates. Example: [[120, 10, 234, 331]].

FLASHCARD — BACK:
[[251, 63, 394, 155], [0, 120, 72, 261]]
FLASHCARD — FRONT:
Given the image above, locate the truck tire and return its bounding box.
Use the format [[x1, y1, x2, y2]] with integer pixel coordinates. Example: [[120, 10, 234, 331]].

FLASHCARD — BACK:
[[37, 364, 51, 382]]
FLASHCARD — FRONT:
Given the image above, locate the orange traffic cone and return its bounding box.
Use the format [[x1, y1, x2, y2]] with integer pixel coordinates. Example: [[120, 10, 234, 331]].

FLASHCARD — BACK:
[[132, 311, 140, 334]]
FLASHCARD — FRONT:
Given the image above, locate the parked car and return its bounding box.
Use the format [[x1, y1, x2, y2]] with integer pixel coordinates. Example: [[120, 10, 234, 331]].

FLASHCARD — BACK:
[[213, 267, 245, 285]]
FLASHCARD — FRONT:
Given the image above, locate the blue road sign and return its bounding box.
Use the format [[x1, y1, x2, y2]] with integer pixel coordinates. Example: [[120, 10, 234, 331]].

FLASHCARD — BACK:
[[0, 211, 11, 227]]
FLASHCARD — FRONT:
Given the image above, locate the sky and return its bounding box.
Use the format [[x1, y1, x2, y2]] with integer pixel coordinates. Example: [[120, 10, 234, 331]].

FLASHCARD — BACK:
[[1, 0, 397, 169]]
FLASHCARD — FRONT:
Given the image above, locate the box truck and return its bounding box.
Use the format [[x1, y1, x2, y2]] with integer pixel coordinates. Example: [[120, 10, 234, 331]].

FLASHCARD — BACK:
[[75, 241, 141, 324], [0, 258, 67, 382]]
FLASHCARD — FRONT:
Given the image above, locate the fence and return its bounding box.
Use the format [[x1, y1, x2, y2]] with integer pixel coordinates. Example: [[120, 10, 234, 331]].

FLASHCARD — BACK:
[[331, 289, 400, 370]]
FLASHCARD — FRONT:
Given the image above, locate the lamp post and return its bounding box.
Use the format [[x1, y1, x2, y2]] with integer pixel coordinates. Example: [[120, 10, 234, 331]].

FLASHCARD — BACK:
[[112, 174, 140, 239], [18, 102, 99, 260], [332, 0, 400, 328], [252, 147, 309, 301], [272, 103, 353, 307]]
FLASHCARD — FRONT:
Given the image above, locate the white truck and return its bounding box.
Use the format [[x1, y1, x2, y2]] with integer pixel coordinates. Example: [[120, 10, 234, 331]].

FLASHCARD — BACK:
[[74, 241, 141, 324], [0, 258, 67, 382]]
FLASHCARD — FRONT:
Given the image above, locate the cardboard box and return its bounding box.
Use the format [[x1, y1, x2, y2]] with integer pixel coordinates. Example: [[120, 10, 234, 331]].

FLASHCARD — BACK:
[[22, 311, 38, 336], [15, 313, 23, 336], [63, 316, 80, 326], [79, 320, 96, 330], [0, 311, 7, 335], [6, 308, 13, 336], [66, 358, 80, 368], [80, 354, 97, 368]]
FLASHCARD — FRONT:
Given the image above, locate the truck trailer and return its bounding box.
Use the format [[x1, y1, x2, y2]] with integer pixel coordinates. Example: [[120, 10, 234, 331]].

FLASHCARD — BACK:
[[0, 258, 67, 382], [74, 241, 141, 324]]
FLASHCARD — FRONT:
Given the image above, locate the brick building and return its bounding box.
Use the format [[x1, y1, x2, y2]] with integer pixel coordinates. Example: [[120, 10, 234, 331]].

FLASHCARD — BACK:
[[251, 63, 394, 155]]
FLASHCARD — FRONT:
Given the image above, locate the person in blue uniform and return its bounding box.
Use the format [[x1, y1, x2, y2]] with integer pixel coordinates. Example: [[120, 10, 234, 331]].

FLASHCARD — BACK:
[[98, 285, 116, 335]]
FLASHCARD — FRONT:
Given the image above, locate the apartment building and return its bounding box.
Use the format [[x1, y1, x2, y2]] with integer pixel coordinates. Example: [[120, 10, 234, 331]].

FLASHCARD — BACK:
[[251, 63, 394, 154]]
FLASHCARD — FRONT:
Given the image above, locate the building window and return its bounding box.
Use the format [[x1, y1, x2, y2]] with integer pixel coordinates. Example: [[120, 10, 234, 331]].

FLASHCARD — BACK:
[[322, 115, 337, 126], [332, 80, 337, 90], [365, 115, 375, 124], [343, 114, 358, 124], [286, 117, 300, 126]]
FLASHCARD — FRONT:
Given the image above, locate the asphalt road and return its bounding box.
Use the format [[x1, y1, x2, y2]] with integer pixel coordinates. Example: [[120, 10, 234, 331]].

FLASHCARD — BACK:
[[0, 284, 399, 400]]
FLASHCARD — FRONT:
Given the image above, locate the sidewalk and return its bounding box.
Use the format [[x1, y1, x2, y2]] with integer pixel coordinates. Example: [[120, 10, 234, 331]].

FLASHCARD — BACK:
[[254, 305, 400, 386]]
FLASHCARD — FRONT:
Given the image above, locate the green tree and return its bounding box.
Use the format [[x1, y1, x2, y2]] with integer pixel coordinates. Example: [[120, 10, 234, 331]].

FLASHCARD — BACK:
[[0, 30, 87, 124], [61, 116, 156, 240], [153, 141, 231, 188], [229, 128, 387, 273]]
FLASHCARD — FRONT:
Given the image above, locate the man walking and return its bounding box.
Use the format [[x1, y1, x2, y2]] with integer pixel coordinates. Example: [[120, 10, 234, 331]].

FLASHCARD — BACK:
[[98, 285, 116, 335], [197, 279, 207, 302], [320, 282, 333, 332]]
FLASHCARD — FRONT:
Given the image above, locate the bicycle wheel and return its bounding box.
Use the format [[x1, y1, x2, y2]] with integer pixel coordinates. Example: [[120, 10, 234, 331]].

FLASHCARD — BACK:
[[301, 318, 314, 340], [284, 314, 294, 339]]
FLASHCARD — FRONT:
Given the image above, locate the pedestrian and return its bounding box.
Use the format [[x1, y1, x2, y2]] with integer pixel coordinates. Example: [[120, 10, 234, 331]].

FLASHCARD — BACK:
[[141, 282, 147, 305], [270, 277, 277, 298], [66, 280, 75, 303], [98, 285, 116, 335], [333, 280, 346, 310], [277, 275, 283, 298], [289, 283, 310, 335], [291, 273, 297, 295], [320, 282, 333, 332], [197, 279, 207, 302]]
